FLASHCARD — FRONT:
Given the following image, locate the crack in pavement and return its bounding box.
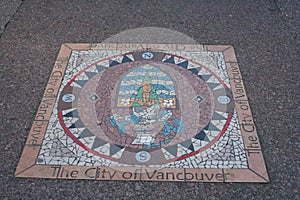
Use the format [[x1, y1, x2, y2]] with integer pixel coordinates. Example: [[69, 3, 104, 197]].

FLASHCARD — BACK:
[[0, 0, 24, 39], [266, 0, 300, 52]]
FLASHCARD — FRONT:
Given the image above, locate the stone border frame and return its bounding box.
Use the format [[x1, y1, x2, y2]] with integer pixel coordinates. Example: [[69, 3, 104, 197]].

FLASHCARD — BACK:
[[15, 43, 269, 182]]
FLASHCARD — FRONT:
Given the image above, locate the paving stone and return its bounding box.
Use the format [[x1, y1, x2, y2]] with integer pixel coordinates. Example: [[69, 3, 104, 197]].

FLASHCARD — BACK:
[[15, 43, 268, 183]]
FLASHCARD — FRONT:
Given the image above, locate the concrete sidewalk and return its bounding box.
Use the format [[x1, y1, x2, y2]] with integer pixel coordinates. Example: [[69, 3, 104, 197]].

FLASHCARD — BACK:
[[1, 0, 299, 199]]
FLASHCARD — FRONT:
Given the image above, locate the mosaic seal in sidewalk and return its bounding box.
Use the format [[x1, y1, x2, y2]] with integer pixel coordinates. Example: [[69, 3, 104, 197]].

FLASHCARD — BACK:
[[15, 43, 269, 182]]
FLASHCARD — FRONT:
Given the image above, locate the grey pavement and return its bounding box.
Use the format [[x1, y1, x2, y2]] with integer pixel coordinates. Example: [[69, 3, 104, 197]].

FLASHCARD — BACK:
[[0, 0, 299, 199], [0, 0, 22, 37]]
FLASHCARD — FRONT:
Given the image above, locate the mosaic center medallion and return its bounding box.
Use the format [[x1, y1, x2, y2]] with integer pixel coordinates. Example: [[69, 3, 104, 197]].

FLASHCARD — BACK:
[[15, 43, 269, 182]]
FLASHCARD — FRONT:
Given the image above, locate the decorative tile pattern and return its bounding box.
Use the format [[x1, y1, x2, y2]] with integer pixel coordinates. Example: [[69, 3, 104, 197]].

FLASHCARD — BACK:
[[15, 43, 269, 182]]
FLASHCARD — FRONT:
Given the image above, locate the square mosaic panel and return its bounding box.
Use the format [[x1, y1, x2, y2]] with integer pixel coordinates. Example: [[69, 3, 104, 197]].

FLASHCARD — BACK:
[[15, 43, 269, 182]]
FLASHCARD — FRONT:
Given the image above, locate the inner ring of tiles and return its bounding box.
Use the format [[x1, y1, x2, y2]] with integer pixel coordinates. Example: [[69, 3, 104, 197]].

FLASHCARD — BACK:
[[58, 51, 234, 165]]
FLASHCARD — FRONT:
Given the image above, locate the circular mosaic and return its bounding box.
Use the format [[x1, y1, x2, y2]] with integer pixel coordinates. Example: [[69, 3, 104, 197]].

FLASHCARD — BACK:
[[58, 51, 234, 165]]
